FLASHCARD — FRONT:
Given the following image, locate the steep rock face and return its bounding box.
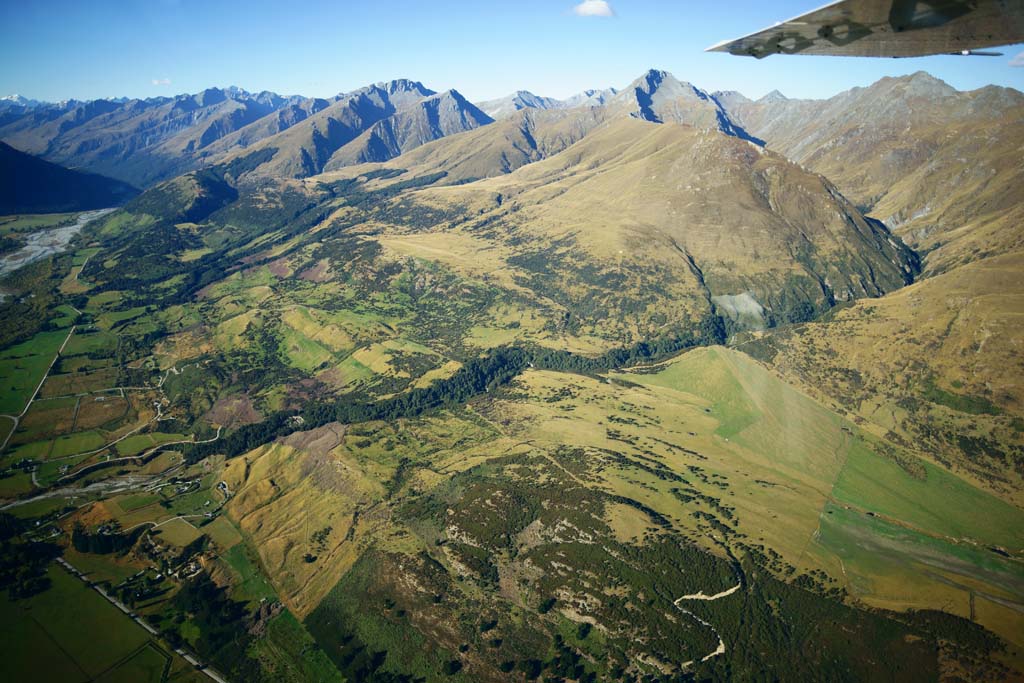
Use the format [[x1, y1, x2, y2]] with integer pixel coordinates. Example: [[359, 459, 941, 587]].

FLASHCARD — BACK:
[[198, 97, 335, 155], [718, 72, 1024, 273], [215, 83, 419, 179], [220, 81, 493, 179], [710, 90, 751, 111], [0, 141, 138, 213], [325, 90, 493, 167]]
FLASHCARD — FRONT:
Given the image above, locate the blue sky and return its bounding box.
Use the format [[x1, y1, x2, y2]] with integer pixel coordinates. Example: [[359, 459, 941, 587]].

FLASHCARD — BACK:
[[1, 0, 1022, 103]]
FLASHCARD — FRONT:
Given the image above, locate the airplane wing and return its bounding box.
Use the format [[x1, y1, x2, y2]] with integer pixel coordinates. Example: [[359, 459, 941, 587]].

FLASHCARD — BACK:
[[707, 0, 1024, 58]]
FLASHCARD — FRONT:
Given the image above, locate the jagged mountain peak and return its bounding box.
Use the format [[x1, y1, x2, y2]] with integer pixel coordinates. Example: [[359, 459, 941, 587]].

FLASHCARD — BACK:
[[638, 68, 671, 87], [192, 87, 229, 107], [759, 89, 788, 103], [477, 90, 563, 118], [423, 88, 491, 115], [609, 68, 759, 144], [378, 78, 435, 98], [880, 71, 957, 99], [619, 69, 712, 104], [1, 94, 40, 106], [564, 87, 618, 107], [905, 70, 951, 86], [434, 88, 467, 102]]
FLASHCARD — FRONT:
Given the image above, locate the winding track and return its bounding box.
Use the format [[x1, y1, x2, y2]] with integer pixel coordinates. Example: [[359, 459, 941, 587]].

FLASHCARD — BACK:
[[673, 581, 742, 664]]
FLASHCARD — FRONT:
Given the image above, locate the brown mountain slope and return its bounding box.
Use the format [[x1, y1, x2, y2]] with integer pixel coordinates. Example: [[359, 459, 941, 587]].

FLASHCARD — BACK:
[[196, 96, 335, 158], [0, 88, 289, 186], [356, 117, 916, 340], [323, 90, 494, 168], [220, 81, 492, 180], [312, 69, 766, 189], [720, 72, 1024, 275], [318, 106, 610, 184], [608, 69, 757, 142], [216, 82, 424, 179]]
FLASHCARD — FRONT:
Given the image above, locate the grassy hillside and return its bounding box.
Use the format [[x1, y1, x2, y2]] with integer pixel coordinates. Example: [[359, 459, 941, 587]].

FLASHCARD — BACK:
[[745, 250, 1024, 506], [724, 73, 1024, 276]]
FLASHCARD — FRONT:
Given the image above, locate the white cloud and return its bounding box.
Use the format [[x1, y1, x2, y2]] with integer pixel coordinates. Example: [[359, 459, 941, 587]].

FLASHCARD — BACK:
[[152, 78, 172, 86], [1010, 50, 1024, 67], [572, 0, 614, 17]]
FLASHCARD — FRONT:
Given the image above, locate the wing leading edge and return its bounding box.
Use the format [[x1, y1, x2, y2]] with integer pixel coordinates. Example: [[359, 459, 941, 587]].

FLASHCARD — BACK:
[[708, 0, 1024, 58]]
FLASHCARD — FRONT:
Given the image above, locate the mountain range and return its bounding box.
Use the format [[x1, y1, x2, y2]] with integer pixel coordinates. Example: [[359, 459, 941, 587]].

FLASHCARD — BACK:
[[477, 87, 619, 118], [0, 80, 494, 187], [0, 70, 766, 188]]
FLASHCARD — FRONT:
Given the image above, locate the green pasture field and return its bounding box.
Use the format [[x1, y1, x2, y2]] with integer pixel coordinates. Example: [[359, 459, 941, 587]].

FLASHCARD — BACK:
[[620, 347, 1024, 548], [62, 549, 140, 585], [0, 416, 13, 447], [94, 643, 168, 683], [152, 517, 202, 547], [0, 329, 67, 414], [35, 453, 94, 486], [0, 212, 78, 235], [71, 247, 102, 267], [114, 432, 184, 457], [0, 563, 206, 682], [0, 470, 33, 498], [14, 396, 78, 442], [0, 566, 148, 678], [249, 609, 344, 682], [113, 492, 162, 512], [203, 515, 242, 550], [220, 543, 277, 603], [62, 330, 118, 357], [278, 324, 334, 373], [86, 291, 126, 309], [49, 430, 106, 458], [51, 304, 81, 328], [97, 307, 148, 330], [6, 495, 72, 520], [833, 439, 1024, 550], [6, 439, 51, 461], [40, 368, 120, 398]]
